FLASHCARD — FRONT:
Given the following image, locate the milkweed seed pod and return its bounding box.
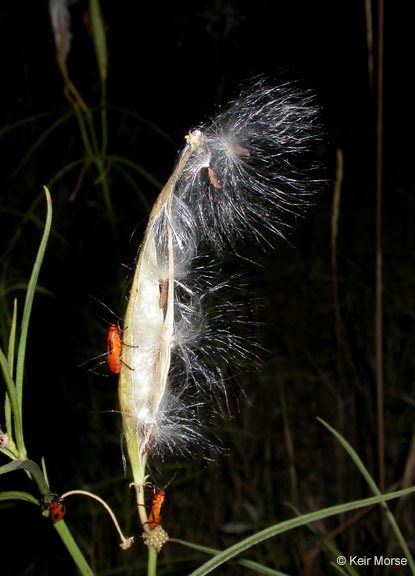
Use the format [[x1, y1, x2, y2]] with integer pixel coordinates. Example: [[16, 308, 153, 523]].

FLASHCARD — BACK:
[[118, 79, 324, 485]]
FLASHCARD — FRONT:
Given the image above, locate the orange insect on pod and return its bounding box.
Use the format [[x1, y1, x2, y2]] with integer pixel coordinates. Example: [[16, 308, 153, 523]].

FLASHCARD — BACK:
[[147, 489, 166, 530], [49, 500, 66, 523], [107, 323, 122, 374]]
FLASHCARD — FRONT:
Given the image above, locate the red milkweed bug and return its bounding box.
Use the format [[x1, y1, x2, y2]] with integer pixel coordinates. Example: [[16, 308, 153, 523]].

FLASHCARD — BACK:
[[147, 488, 166, 530], [49, 499, 66, 523], [107, 323, 122, 374]]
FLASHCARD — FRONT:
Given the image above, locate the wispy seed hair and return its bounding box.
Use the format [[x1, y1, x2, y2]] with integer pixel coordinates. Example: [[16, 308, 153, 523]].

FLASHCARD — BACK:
[[176, 79, 323, 248], [118, 78, 324, 464]]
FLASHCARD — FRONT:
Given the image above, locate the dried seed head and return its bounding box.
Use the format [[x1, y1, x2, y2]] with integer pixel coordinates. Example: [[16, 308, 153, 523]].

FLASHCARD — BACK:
[[118, 79, 324, 478], [49, 0, 72, 63]]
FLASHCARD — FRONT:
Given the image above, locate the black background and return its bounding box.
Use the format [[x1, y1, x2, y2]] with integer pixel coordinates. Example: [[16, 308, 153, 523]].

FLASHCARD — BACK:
[[0, 1, 414, 574]]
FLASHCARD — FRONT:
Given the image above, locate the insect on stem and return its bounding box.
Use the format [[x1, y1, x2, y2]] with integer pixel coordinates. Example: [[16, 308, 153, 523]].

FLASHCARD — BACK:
[[107, 323, 122, 374], [147, 488, 166, 530]]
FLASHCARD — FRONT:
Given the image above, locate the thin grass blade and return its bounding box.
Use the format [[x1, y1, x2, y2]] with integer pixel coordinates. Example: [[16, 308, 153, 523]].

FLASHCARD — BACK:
[[88, 0, 107, 83], [287, 504, 359, 576], [7, 299, 17, 378], [0, 490, 39, 505], [187, 487, 415, 576], [0, 111, 56, 137], [109, 155, 163, 189], [3, 299, 18, 444], [15, 187, 52, 457], [318, 418, 415, 573], [12, 111, 73, 178], [0, 347, 19, 444], [170, 538, 290, 576]]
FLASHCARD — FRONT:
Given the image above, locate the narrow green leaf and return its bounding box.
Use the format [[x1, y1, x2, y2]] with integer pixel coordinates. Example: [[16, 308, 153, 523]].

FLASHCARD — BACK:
[[0, 347, 19, 442], [111, 162, 151, 210], [0, 111, 56, 138], [0, 460, 23, 474], [96, 159, 116, 233], [0, 191, 46, 266], [170, 538, 290, 576], [187, 487, 415, 576], [0, 490, 39, 505], [100, 105, 108, 157], [74, 105, 96, 160], [107, 106, 176, 147], [12, 111, 73, 177], [89, 0, 107, 82], [46, 157, 88, 190], [109, 155, 163, 189], [4, 392, 12, 447], [0, 458, 50, 498], [8, 299, 17, 378], [330, 562, 353, 575], [0, 446, 16, 460], [287, 504, 359, 576], [15, 188, 53, 457], [4, 283, 55, 299], [317, 418, 415, 574]]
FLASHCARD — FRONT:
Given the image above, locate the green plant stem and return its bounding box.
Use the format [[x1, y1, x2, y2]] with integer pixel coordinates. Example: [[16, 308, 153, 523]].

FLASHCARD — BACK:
[[97, 164, 116, 233], [101, 103, 108, 157], [54, 520, 95, 576], [0, 348, 19, 443], [74, 105, 95, 160], [375, 0, 385, 505], [89, 0, 108, 85], [85, 109, 101, 158], [76, 104, 114, 230], [4, 299, 18, 448], [147, 545, 157, 576]]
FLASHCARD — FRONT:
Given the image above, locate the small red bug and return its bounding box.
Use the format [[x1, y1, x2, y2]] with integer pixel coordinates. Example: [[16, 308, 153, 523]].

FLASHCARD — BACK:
[[49, 499, 66, 523], [107, 323, 122, 374], [147, 488, 166, 530]]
